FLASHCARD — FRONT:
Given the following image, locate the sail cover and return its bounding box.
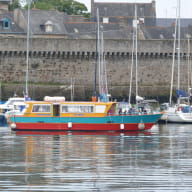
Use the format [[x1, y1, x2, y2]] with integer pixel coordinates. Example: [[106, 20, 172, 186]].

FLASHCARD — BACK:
[[176, 89, 189, 98]]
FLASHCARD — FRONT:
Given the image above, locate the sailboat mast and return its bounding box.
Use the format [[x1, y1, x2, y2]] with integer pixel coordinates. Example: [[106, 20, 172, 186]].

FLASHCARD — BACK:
[[101, 28, 108, 96], [135, 4, 138, 102], [100, 26, 104, 94], [93, 9, 99, 97], [25, 0, 31, 97], [128, 21, 135, 104], [187, 36, 191, 102], [169, 7, 178, 105], [96, 9, 101, 96], [104, 53, 108, 96], [177, 0, 181, 96]]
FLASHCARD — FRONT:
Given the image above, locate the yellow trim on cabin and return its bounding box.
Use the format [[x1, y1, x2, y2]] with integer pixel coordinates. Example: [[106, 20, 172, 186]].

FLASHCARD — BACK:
[[23, 101, 117, 117]]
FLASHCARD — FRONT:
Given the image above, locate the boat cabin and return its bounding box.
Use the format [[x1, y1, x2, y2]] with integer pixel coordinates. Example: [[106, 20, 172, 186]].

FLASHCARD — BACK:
[[0, 97, 25, 113], [24, 100, 117, 117]]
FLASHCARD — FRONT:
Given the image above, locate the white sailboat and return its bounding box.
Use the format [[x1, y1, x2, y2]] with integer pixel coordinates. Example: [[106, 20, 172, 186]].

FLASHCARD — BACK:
[[121, 4, 154, 114], [163, 0, 192, 123], [94, 8, 110, 102], [2, 0, 32, 118], [132, 4, 153, 114]]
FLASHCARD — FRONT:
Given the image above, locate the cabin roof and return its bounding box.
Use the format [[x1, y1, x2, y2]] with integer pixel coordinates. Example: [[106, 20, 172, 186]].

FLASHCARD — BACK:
[[26, 101, 117, 105]]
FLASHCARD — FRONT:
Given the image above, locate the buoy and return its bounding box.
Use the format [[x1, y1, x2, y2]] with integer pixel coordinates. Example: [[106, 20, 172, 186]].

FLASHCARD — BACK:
[[10, 123, 16, 129], [138, 122, 145, 130]]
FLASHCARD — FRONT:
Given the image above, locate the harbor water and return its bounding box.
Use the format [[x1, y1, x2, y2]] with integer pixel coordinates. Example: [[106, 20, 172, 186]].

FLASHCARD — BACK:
[[0, 123, 192, 191]]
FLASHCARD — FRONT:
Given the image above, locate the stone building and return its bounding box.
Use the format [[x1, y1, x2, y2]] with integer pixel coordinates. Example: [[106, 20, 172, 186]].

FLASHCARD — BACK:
[[91, 0, 156, 26], [0, 0, 191, 101], [0, 0, 192, 40]]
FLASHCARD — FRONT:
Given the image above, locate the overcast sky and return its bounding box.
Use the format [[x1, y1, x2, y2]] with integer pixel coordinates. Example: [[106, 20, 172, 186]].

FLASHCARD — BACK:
[[76, 0, 192, 18]]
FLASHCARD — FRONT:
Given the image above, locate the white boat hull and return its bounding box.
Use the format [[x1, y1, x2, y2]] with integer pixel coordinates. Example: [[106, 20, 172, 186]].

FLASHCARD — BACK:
[[167, 112, 192, 123], [161, 105, 192, 123]]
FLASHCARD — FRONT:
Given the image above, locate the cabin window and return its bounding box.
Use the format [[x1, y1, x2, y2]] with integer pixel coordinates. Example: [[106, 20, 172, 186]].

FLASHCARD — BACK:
[[62, 105, 94, 113], [95, 105, 106, 113], [32, 104, 51, 113]]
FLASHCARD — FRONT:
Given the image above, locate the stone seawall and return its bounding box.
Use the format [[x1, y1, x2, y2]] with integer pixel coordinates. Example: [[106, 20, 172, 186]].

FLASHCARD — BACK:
[[0, 36, 191, 101]]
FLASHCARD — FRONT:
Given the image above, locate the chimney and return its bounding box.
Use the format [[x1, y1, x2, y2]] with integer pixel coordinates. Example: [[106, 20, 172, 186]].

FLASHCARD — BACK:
[[152, 0, 156, 8], [0, 0, 11, 11], [91, 0, 94, 13], [151, 0, 156, 17]]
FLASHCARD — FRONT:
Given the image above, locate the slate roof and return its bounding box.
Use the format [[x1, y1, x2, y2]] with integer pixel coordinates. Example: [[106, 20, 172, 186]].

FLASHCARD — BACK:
[[143, 25, 192, 40], [0, 3, 192, 40], [19, 9, 123, 37], [21, 9, 68, 35], [156, 18, 192, 27], [143, 26, 174, 39], [65, 22, 119, 35], [0, 0, 12, 2], [0, 11, 24, 33]]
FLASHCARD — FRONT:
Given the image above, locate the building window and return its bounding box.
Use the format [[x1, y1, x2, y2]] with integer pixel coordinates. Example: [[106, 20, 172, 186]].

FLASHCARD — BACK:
[[44, 20, 53, 32], [74, 28, 79, 33], [2, 18, 10, 29], [160, 34, 164, 39], [103, 17, 109, 23]]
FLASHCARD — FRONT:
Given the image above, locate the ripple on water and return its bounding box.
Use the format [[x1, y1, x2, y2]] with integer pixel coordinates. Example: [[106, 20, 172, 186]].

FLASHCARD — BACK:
[[0, 124, 192, 191]]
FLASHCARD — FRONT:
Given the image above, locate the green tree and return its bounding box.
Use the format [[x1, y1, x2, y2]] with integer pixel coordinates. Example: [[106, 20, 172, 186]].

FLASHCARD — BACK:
[[9, 0, 21, 11], [30, 0, 90, 17]]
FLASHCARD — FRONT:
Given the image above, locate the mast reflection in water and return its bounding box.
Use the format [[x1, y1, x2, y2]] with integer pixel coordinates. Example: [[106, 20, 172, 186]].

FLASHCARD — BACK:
[[0, 124, 192, 191]]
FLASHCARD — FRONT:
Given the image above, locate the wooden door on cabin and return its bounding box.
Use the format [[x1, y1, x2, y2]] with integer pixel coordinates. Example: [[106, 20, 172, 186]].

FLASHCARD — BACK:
[[53, 104, 60, 117]]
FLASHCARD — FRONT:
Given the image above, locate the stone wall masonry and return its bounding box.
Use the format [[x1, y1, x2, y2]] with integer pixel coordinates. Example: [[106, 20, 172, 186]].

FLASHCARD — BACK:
[[0, 36, 191, 101], [0, 36, 191, 53]]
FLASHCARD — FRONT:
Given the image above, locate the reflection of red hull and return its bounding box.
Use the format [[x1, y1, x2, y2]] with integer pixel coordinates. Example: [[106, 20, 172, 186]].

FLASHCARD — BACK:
[[12, 122, 154, 132], [15, 130, 152, 136]]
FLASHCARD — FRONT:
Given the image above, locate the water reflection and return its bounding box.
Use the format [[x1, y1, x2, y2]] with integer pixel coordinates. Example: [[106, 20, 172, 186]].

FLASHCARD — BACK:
[[0, 124, 192, 191]]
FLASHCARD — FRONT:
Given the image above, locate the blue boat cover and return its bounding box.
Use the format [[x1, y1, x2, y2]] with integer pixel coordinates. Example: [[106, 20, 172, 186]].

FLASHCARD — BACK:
[[176, 89, 189, 98]]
